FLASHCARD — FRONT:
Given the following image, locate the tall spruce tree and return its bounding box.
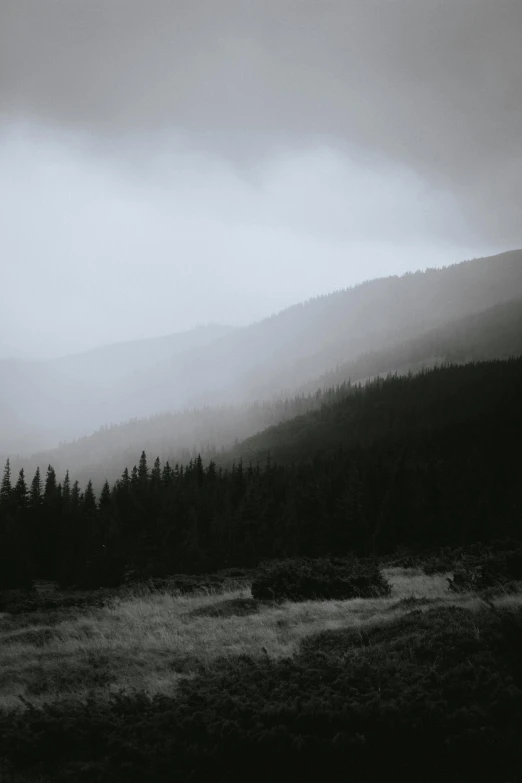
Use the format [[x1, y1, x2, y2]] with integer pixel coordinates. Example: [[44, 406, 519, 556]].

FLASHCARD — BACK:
[[0, 459, 12, 508], [70, 480, 80, 515], [29, 467, 42, 508], [162, 461, 173, 487], [13, 468, 27, 509], [62, 470, 71, 511], [44, 465, 58, 502], [138, 451, 149, 485], [82, 480, 97, 516], [99, 480, 111, 514], [151, 457, 161, 489]]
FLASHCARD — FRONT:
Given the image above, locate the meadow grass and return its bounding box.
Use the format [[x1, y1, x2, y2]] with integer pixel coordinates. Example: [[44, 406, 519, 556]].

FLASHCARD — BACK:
[[2, 567, 521, 714]]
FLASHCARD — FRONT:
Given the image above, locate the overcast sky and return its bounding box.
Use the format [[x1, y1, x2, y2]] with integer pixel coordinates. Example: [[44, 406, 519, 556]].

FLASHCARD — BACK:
[[1, 0, 520, 360]]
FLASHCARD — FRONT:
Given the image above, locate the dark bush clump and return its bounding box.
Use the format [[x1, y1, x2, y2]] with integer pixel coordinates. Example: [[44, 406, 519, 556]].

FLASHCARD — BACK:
[[1, 606, 522, 783], [251, 556, 391, 602], [0, 587, 115, 615], [448, 549, 522, 594], [138, 571, 251, 596], [420, 541, 522, 582]]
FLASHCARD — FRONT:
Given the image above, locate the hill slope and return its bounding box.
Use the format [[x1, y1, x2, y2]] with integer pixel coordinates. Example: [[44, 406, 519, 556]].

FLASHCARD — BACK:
[[112, 249, 522, 415], [0, 324, 235, 454], [3, 358, 521, 587], [299, 293, 522, 394], [2, 249, 521, 458], [10, 292, 522, 491], [227, 356, 522, 468]]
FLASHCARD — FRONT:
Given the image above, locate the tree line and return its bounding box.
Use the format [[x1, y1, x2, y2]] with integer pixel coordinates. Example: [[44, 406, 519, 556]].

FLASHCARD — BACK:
[[1, 358, 521, 589]]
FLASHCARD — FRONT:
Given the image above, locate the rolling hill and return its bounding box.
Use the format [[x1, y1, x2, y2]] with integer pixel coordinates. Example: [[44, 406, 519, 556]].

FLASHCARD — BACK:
[[7, 289, 522, 491], [0, 324, 235, 454]]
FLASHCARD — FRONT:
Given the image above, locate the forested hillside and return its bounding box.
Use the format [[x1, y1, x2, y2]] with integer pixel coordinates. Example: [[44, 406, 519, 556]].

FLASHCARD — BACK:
[[9, 292, 522, 492], [104, 250, 522, 417], [2, 250, 521, 456], [2, 358, 521, 589], [299, 294, 522, 394]]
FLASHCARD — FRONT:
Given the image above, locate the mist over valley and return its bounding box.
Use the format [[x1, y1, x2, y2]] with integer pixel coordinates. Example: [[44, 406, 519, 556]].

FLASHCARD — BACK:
[[1, 3, 522, 781]]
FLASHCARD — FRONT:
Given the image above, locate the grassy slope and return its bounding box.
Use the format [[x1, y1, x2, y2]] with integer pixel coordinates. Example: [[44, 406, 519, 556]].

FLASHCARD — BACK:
[[0, 569, 457, 713], [1, 573, 522, 782]]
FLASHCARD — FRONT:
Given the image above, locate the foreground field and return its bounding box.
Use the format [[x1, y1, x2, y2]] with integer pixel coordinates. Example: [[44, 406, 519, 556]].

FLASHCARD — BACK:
[[1, 569, 522, 782], [0, 569, 470, 711]]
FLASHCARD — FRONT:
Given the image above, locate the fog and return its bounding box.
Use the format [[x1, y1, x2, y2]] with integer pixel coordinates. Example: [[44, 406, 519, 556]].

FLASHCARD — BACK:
[[2, 0, 520, 359], [0, 1, 521, 462], [1, 125, 489, 360]]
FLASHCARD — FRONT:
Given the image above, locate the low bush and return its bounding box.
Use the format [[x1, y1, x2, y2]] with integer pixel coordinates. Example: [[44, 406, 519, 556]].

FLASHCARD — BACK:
[[0, 569, 253, 613], [251, 556, 391, 602], [421, 540, 522, 581], [138, 571, 251, 596], [0, 588, 115, 615], [1, 605, 522, 782], [448, 550, 522, 593]]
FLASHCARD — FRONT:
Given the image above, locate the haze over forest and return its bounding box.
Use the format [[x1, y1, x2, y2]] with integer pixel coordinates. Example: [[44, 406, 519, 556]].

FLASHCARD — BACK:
[[0, 0, 520, 491], [2, 2, 521, 354], [2, 6, 522, 780]]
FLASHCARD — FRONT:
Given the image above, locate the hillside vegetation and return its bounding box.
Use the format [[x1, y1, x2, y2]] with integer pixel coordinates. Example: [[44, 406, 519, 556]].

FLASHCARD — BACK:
[[2, 250, 521, 458], [2, 358, 521, 588], [8, 292, 522, 492], [300, 294, 522, 394], [1, 568, 522, 782], [2, 259, 522, 781]]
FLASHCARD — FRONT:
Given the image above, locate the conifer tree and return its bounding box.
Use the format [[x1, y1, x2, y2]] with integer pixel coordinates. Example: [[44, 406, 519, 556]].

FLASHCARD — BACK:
[[162, 461, 173, 486], [99, 480, 111, 513], [82, 480, 97, 515], [70, 480, 81, 515], [29, 467, 42, 507], [44, 465, 58, 502], [98, 480, 112, 553], [120, 467, 130, 490], [0, 459, 11, 507], [62, 470, 71, 510], [138, 451, 149, 484], [151, 456, 161, 488], [13, 468, 27, 509], [195, 454, 204, 485]]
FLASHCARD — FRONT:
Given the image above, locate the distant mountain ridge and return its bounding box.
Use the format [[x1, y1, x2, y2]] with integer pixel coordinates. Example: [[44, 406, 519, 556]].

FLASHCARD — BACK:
[[0, 324, 236, 453], [47, 323, 237, 384], [109, 250, 522, 414], [296, 294, 522, 395], [1, 249, 521, 459], [8, 289, 522, 492]]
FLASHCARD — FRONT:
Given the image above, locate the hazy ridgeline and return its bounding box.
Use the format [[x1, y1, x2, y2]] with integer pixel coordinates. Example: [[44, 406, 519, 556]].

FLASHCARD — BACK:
[[0, 324, 236, 456], [2, 260, 522, 783], [2, 357, 521, 590], [1, 251, 521, 455], [3, 5, 522, 779], [2, 251, 522, 491]]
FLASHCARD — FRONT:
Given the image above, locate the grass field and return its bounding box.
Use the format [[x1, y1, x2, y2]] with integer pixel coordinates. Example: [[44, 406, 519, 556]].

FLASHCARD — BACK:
[[0, 567, 518, 713], [1, 568, 522, 782]]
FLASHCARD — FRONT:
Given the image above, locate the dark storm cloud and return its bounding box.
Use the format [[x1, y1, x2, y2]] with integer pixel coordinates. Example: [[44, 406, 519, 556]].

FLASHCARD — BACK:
[[1, 0, 521, 245]]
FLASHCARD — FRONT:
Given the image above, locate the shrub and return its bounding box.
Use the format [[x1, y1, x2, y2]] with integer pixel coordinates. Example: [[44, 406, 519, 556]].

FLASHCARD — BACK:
[[0, 587, 115, 615], [251, 556, 391, 602], [1, 606, 522, 783], [448, 550, 522, 594], [134, 571, 251, 597]]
